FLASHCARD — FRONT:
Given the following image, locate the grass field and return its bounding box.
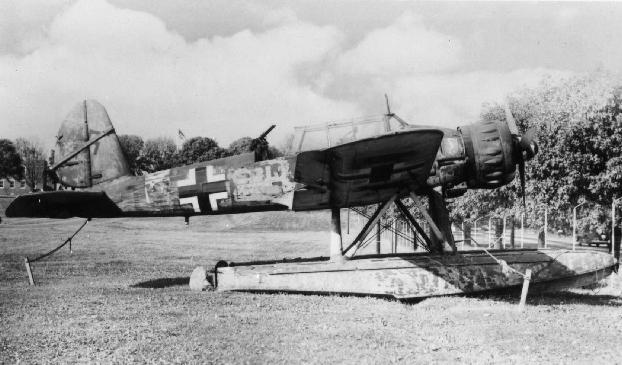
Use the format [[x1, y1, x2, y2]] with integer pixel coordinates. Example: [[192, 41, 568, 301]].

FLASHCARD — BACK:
[[2, 213, 622, 364]]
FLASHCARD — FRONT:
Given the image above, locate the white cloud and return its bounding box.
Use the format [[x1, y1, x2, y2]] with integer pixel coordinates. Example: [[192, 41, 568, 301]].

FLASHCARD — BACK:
[[390, 69, 573, 127], [0, 0, 359, 149], [324, 12, 571, 128], [0, 0, 576, 154], [0, 0, 74, 55], [335, 12, 462, 77]]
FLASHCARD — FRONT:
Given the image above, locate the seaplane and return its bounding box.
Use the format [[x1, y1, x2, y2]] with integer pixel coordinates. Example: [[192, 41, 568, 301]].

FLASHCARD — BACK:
[[6, 99, 618, 299]]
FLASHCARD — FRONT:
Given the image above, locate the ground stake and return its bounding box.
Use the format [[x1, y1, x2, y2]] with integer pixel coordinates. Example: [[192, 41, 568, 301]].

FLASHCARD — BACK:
[[518, 269, 532, 311]]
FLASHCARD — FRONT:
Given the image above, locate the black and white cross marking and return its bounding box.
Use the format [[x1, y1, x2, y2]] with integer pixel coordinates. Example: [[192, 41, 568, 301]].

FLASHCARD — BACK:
[[177, 166, 228, 212]]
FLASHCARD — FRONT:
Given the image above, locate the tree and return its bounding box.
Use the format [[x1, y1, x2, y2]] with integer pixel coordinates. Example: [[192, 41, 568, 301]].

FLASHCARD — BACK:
[[227, 136, 283, 160], [227, 137, 253, 156], [14, 138, 46, 191], [178, 137, 225, 165], [267, 146, 283, 158], [511, 72, 622, 233], [0, 139, 23, 180], [449, 71, 622, 234], [142, 137, 178, 172], [118, 134, 145, 175]]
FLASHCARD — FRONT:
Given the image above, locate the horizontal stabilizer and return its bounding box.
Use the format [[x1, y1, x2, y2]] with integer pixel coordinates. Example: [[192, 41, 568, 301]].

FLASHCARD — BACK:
[[6, 191, 122, 218]]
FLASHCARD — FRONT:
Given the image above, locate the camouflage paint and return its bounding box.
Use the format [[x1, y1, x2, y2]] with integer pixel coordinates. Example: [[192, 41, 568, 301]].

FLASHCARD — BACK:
[[216, 250, 616, 299]]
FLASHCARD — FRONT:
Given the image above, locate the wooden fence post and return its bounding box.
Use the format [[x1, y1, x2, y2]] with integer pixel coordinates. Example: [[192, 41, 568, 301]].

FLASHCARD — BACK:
[[518, 269, 532, 311], [24, 257, 35, 286]]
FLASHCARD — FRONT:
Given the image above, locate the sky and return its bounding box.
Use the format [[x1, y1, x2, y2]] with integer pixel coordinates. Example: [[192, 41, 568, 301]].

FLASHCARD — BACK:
[[1, 0, 622, 150]]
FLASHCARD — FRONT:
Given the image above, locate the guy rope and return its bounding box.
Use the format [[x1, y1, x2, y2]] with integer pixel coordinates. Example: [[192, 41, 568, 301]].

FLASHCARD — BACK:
[[24, 218, 90, 285]]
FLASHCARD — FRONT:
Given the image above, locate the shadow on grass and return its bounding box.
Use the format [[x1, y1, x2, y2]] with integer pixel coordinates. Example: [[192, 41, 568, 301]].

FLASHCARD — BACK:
[[473, 290, 622, 307], [132, 277, 189, 288]]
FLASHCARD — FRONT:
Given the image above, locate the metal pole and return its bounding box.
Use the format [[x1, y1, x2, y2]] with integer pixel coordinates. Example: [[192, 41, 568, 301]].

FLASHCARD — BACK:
[[392, 220, 397, 253], [611, 198, 617, 255], [502, 215, 507, 249], [544, 208, 548, 248], [488, 218, 492, 248], [376, 221, 381, 254], [347, 209, 350, 234], [461, 221, 465, 250], [573, 206, 577, 251], [520, 212, 524, 249]]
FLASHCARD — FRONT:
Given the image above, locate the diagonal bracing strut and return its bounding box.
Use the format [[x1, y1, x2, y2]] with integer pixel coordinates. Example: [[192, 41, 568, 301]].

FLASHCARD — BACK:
[[342, 195, 397, 256]]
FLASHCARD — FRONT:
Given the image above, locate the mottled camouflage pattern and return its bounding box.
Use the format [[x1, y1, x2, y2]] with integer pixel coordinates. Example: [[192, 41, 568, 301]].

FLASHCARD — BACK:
[[216, 250, 615, 299]]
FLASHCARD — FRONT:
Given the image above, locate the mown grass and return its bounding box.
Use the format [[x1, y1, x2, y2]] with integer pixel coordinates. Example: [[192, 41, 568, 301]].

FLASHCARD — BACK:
[[1, 214, 622, 364]]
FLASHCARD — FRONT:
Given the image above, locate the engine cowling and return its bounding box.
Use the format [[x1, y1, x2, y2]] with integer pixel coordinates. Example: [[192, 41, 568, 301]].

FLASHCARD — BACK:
[[459, 119, 516, 189], [426, 118, 530, 196]]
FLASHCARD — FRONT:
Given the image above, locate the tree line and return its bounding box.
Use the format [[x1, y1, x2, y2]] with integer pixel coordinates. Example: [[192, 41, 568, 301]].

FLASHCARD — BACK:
[[0, 134, 282, 189], [117, 135, 282, 175]]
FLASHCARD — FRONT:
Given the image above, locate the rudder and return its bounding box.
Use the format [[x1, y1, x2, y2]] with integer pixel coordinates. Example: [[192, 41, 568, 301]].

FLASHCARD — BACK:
[[52, 100, 130, 187]]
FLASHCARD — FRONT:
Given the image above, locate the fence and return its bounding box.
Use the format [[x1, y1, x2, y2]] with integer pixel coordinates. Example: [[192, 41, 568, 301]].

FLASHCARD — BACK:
[[341, 207, 590, 254]]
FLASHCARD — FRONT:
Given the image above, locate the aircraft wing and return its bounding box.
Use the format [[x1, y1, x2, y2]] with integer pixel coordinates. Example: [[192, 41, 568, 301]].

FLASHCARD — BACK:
[[292, 128, 445, 210], [5, 191, 123, 218]]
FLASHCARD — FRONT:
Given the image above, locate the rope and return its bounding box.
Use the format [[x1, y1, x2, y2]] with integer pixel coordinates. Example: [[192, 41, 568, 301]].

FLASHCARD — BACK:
[[26, 219, 90, 263], [454, 224, 529, 279]]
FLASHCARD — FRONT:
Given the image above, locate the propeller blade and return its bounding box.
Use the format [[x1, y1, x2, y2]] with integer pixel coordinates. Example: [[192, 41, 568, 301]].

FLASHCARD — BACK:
[[504, 104, 520, 136]]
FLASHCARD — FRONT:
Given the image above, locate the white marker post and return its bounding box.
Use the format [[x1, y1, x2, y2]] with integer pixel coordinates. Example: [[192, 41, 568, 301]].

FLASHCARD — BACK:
[[24, 257, 35, 286], [518, 269, 532, 312]]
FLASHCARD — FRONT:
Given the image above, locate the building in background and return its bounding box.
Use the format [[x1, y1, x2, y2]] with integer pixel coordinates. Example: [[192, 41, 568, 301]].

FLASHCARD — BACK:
[[0, 159, 48, 197], [0, 177, 28, 197]]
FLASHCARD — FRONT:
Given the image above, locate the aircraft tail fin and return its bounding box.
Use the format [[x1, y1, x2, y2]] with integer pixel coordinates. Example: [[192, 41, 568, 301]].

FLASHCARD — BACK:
[[51, 100, 131, 188]]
